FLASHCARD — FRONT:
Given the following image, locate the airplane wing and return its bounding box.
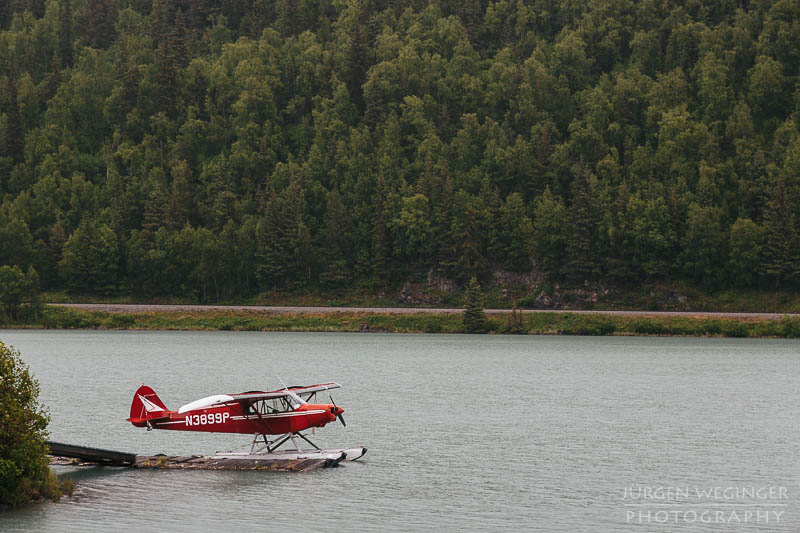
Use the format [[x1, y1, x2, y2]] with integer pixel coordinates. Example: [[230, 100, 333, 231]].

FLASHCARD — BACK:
[[229, 382, 341, 402], [174, 384, 342, 413]]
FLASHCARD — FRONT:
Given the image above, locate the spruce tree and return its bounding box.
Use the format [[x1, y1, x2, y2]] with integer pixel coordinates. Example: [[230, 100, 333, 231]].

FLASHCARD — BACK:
[[6, 80, 24, 165], [434, 162, 456, 277], [564, 169, 597, 284], [58, 0, 73, 69], [463, 277, 487, 333], [86, 0, 118, 49], [761, 178, 800, 286], [372, 176, 392, 284]]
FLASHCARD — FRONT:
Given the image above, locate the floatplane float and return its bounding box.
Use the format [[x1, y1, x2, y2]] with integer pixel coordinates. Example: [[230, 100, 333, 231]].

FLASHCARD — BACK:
[[128, 382, 367, 462]]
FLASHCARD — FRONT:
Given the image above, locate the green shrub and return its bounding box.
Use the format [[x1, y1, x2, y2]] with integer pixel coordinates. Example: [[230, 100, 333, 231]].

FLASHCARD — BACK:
[[631, 320, 669, 335], [109, 314, 135, 328], [584, 320, 617, 336], [721, 321, 749, 338], [779, 318, 800, 338], [0, 341, 65, 507], [423, 321, 442, 333]]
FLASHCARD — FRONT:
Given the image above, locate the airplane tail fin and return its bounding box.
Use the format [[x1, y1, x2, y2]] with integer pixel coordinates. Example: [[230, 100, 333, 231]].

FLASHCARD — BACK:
[[128, 384, 170, 427]]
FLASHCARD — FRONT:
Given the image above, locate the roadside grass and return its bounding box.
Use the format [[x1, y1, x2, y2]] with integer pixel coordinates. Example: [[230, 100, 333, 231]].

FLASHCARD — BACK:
[[1, 306, 799, 338]]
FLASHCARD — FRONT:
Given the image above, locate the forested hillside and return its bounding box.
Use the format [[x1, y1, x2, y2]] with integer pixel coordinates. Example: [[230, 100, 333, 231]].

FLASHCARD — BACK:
[[1, 0, 799, 302]]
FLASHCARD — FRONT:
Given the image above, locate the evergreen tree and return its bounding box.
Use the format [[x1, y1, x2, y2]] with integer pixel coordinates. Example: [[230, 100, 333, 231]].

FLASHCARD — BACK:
[[154, 40, 177, 116], [761, 179, 800, 286], [564, 169, 598, 283], [463, 277, 488, 333], [372, 176, 392, 284], [496, 192, 534, 272], [59, 219, 120, 294], [86, 0, 118, 49], [0, 216, 34, 268], [29, 0, 45, 18], [728, 218, 765, 287], [532, 187, 569, 277], [59, 0, 73, 69], [336, 0, 374, 111], [605, 181, 636, 282], [449, 191, 489, 282], [42, 221, 67, 289], [143, 184, 170, 234], [5, 80, 24, 166], [0, 265, 40, 320], [170, 10, 189, 69], [434, 164, 456, 277], [320, 189, 352, 287]]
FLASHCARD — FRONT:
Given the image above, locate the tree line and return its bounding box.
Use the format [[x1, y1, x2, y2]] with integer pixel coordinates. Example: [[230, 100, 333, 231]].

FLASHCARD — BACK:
[[1, 0, 799, 301]]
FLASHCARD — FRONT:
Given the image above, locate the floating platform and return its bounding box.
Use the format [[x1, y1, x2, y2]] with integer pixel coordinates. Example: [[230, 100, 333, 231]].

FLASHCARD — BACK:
[[213, 446, 367, 462], [48, 441, 367, 472], [135, 447, 367, 472]]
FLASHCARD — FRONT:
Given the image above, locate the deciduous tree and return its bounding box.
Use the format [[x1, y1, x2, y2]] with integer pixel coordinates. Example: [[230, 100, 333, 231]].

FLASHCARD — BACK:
[[0, 341, 66, 507]]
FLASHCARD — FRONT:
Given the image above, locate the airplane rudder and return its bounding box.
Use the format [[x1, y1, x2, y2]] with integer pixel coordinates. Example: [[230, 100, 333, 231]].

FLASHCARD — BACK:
[[130, 384, 168, 422]]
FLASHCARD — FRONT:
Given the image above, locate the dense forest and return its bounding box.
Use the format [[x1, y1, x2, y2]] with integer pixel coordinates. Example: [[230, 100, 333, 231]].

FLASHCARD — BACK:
[[1, 0, 799, 302]]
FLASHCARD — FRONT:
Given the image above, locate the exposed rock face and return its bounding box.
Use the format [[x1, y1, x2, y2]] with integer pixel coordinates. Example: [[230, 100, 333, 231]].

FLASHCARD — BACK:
[[426, 270, 456, 292], [391, 267, 641, 310], [490, 268, 541, 286], [397, 281, 443, 305]]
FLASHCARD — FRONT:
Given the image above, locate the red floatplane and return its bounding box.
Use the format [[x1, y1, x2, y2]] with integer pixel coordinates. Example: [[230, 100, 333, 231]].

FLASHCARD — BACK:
[[128, 382, 366, 460]]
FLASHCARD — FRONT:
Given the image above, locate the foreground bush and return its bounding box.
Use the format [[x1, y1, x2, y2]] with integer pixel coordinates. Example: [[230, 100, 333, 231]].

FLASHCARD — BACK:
[[0, 341, 64, 508]]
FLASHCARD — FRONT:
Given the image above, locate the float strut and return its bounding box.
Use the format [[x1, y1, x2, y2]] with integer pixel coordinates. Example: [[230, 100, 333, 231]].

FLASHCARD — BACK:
[[296, 432, 321, 450]]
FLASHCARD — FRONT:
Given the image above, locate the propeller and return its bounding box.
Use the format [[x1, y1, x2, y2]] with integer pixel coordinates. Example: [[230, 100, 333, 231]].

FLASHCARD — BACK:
[[330, 394, 346, 427]]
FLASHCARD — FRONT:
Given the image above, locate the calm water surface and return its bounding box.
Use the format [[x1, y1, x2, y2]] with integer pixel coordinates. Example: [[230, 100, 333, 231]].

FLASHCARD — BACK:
[[0, 330, 798, 532]]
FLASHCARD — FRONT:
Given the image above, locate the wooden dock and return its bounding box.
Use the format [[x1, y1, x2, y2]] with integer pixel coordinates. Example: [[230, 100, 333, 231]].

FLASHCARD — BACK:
[[133, 453, 345, 471], [47, 441, 361, 472], [47, 441, 136, 466]]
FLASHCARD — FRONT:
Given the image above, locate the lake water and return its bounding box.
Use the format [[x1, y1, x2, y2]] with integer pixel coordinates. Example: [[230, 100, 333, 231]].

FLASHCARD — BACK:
[[0, 330, 798, 532]]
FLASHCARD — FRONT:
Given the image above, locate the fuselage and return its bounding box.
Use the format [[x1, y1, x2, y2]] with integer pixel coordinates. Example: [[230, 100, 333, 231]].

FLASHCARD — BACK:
[[130, 402, 342, 435]]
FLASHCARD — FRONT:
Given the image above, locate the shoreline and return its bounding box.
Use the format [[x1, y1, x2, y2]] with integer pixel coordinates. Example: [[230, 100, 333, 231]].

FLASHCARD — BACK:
[[47, 303, 798, 321], [1, 305, 798, 339]]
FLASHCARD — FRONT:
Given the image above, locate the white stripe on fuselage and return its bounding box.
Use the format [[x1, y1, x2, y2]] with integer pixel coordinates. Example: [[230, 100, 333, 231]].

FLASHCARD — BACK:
[[152, 410, 328, 427]]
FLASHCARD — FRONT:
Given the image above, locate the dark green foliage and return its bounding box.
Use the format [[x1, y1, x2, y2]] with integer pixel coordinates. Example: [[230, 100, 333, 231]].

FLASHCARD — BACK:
[[1, 0, 800, 302], [721, 321, 749, 338], [5, 80, 24, 166], [86, 0, 118, 49], [532, 187, 569, 276], [728, 218, 765, 287], [463, 277, 487, 333], [59, 219, 119, 294], [0, 341, 64, 507], [631, 319, 670, 336], [59, 0, 73, 69], [0, 265, 41, 320], [564, 169, 600, 283], [762, 178, 800, 285]]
